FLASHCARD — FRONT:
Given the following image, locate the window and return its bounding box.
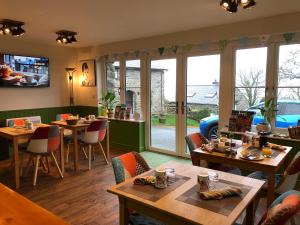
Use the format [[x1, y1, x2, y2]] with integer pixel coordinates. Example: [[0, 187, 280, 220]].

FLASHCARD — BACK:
[[106, 61, 120, 103], [125, 60, 141, 114], [276, 44, 300, 128], [234, 47, 268, 111]]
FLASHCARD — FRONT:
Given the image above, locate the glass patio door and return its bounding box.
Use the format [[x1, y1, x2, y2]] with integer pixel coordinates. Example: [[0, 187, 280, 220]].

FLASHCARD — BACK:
[[184, 54, 221, 154], [149, 58, 178, 154]]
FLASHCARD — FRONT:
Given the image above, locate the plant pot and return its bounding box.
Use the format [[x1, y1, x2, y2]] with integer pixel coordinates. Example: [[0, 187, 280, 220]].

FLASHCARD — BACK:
[[256, 122, 271, 133], [159, 117, 166, 124], [107, 109, 114, 118]]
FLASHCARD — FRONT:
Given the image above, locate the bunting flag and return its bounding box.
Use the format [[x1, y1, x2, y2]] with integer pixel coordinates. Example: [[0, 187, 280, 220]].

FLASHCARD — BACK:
[[134, 50, 140, 58], [124, 52, 129, 59], [113, 53, 119, 60], [171, 45, 179, 54], [283, 32, 296, 44], [259, 34, 270, 46], [239, 37, 249, 47], [104, 55, 109, 61], [199, 43, 209, 52], [158, 47, 165, 56], [184, 44, 193, 51], [219, 40, 228, 51]]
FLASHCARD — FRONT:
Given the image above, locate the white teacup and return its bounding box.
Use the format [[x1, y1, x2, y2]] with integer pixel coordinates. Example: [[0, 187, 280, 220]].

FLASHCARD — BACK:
[[25, 74, 34, 83]]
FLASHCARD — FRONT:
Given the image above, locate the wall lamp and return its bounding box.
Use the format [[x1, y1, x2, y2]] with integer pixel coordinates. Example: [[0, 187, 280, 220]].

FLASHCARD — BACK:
[[0, 19, 25, 36], [65, 68, 76, 106], [220, 0, 256, 13], [56, 30, 77, 44]]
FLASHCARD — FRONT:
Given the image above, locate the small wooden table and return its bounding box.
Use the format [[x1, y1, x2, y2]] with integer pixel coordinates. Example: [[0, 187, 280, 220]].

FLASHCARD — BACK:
[[193, 141, 292, 206], [0, 124, 64, 189], [108, 161, 265, 225], [0, 183, 70, 225]]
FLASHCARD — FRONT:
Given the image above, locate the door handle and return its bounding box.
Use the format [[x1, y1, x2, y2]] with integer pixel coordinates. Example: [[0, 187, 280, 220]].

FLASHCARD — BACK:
[[175, 101, 178, 114], [181, 101, 185, 114]]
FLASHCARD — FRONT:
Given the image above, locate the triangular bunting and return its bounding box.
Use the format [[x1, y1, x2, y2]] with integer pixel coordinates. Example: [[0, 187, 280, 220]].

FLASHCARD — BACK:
[[219, 40, 228, 51], [158, 47, 165, 56], [283, 32, 296, 44]]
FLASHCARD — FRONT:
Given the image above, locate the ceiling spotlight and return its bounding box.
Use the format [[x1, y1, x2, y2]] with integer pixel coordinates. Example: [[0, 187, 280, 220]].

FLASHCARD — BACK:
[[0, 19, 25, 37], [55, 30, 77, 45], [220, 0, 256, 13]]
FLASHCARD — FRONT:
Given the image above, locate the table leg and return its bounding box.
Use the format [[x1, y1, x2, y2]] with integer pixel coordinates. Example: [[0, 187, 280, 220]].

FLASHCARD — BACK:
[[246, 200, 254, 225], [119, 197, 129, 225], [60, 128, 65, 174], [106, 123, 110, 162], [13, 137, 20, 189], [267, 171, 276, 207], [73, 128, 79, 171]]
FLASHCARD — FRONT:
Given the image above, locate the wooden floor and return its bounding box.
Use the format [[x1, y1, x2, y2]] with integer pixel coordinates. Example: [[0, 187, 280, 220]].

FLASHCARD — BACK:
[[0, 148, 299, 225]]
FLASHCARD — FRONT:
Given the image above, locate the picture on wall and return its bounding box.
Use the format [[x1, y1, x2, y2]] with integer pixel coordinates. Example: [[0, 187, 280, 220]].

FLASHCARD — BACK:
[[0, 53, 49, 87], [80, 59, 96, 87]]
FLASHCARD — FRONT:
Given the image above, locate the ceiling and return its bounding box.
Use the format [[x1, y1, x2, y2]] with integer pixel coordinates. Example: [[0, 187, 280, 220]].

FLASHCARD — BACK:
[[1, 0, 300, 48]]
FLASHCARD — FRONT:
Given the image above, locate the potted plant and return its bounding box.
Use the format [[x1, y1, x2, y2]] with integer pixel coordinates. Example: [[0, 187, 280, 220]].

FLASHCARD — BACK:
[[102, 92, 117, 118], [158, 112, 166, 124], [254, 98, 277, 133]]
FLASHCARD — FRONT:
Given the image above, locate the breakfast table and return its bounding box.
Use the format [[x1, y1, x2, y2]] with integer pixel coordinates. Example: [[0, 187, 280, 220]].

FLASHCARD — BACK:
[[108, 161, 265, 225], [0, 183, 70, 225], [193, 140, 292, 206], [0, 124, 64, 189]]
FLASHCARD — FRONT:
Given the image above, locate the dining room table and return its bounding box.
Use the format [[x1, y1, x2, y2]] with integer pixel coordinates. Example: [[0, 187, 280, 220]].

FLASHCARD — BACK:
[[0, 123, 64, 189], [193, 140, 292, 206], [0, 182, 70, 225], [108, 161, 265, 225]]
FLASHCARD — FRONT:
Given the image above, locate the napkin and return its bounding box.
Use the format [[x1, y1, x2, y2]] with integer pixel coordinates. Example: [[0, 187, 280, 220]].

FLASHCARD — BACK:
[[267, 142, 286, 151], [199, 186, 242, 200], [133, 176, 156, 185]]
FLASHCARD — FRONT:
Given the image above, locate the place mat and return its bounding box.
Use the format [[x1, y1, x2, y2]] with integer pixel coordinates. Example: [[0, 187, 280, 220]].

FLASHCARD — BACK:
[[176, 179, 251, 216], [117, 171, 190, 202]]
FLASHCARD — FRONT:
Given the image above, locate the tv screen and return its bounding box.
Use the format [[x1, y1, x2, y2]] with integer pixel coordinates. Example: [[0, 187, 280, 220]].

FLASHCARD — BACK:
[[0, 53, 49, 87]]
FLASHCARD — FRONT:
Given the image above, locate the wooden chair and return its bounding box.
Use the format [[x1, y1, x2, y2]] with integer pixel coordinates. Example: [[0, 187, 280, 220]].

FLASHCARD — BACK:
[[111, 152, 164, 225], [24, 126, 63, 186], [185, 132, 241, 175], [79, 120, 108, 170]]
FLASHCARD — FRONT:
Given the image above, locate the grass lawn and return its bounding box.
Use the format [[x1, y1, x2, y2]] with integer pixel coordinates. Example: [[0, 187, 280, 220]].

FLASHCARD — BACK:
[[151, 114, 198, 126]]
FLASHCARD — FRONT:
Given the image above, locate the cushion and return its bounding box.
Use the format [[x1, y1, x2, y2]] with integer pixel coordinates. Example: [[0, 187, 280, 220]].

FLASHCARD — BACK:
[[286, 155, 300, 175], [261, 194, 300, 225]]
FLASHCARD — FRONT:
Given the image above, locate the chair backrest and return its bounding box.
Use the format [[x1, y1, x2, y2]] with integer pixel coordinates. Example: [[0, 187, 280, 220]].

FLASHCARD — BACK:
[[98, 119, 107, 142], [6, 116, 42, 127], [27, 126, 60, 154], [83, 120, 102, 144], [185, 133, 208, 166], [111, 152, 150, 184], [276, 150, 300, 194], [258, 190, 300, 225], [56, 114, 72, 121]]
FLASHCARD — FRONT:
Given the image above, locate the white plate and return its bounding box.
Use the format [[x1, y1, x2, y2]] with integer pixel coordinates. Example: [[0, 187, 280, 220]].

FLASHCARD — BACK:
[[239, 154, 264, 161]]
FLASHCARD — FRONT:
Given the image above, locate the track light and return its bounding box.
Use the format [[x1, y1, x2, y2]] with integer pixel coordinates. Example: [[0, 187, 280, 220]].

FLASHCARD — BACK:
[[0, 19, 25, 36], [220, 0, 256, 13], [56, 30, 77, 45]]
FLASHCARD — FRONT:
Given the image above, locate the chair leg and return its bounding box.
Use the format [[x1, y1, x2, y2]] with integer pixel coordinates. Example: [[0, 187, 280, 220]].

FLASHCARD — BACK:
[[20, 151, 24, 177], [88, 145, 92, 170], [99, 142, 109, 165], [92, 146, 95, 161], [46, 156, 51, 174], [50, 152, 63, 179], [40, 157, 48, 173], [82, 146, 88, 159], [33, 155, 40, 186], [66, 143, 70, 163]]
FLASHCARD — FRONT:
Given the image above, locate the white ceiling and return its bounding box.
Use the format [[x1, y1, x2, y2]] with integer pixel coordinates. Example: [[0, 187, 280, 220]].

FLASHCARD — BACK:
[[1, 0, 300, 48]]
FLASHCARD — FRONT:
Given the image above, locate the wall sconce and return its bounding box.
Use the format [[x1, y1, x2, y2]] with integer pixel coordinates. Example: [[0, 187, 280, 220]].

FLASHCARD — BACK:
[[0, 19, 25, 36], [65, 68, 76, 106]]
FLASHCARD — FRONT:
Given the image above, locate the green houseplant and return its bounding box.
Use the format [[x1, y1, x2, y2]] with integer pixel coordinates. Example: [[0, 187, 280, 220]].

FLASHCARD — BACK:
[[102, 92, 117, 118], [254, 98, 277, 133]]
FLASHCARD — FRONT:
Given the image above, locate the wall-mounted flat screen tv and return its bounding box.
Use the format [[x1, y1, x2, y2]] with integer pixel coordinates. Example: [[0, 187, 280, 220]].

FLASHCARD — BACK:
[[0, 53, 49, 87]]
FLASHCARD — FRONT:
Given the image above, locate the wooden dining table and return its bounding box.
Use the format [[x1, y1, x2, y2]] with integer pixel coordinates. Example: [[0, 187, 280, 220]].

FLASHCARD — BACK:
[[193, 141, 292, 206], [0, 124, 64, 189], [108, 161, 265, 225], [0, 183, 70, 225]]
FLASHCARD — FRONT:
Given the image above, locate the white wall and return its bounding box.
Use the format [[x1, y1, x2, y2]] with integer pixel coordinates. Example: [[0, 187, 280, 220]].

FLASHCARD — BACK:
[[0, 38, 77, 111]]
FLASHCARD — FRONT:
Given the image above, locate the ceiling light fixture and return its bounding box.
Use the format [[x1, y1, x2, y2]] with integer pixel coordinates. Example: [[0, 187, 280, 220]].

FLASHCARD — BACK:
[[220, 0, 256, 13], [0, 19, 25, 36], [56, 30, 77, 44]]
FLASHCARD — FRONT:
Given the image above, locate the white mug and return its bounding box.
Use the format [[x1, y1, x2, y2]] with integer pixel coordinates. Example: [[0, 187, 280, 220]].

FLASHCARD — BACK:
[[155, 169, 167, 189]]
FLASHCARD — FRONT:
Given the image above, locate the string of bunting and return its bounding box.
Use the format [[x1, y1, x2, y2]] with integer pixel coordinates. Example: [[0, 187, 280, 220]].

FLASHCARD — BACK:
[[99, 32, 298, 61]]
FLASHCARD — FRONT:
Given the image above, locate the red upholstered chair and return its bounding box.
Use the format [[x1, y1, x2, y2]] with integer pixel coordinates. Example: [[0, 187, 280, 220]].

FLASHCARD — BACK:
[[24, 126, 63, 186], [79, 120, 109, 170], [185, 132, 241, 175]]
